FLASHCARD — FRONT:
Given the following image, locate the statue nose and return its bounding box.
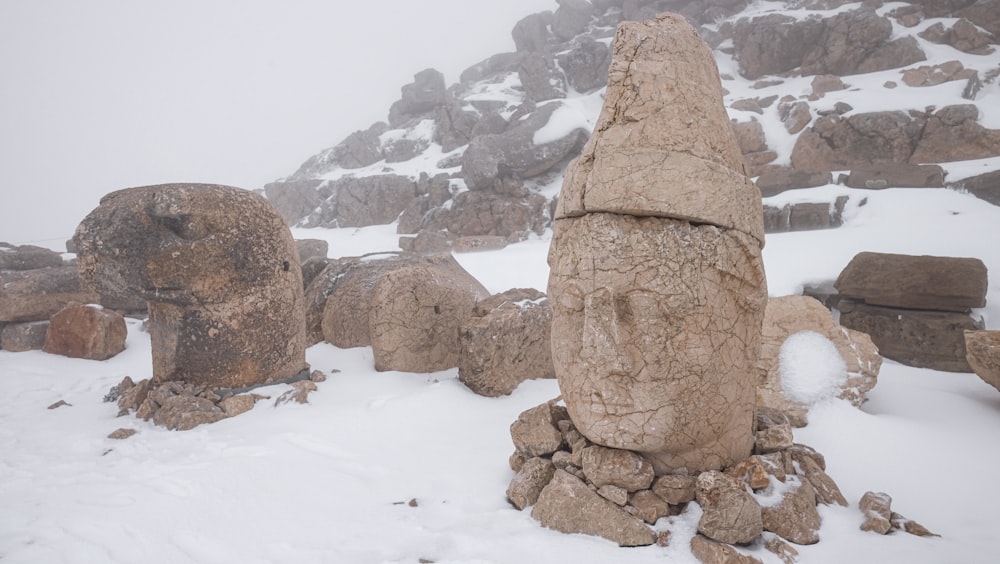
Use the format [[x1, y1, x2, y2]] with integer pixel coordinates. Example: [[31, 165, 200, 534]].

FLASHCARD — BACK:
[[581, 287, 632, 374]]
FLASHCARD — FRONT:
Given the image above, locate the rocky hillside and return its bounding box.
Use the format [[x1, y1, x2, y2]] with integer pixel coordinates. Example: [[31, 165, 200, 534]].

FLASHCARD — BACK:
[[263, 0, 1000, 251]]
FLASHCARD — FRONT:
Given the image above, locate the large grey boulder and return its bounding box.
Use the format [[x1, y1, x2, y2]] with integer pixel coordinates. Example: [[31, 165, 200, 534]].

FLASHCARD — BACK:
[[0, 243, 64, 271], [263, 179, 325, 226], [557, 36, 612, 93], [388, 68, 448, 128], [0, 266, 99, 323]]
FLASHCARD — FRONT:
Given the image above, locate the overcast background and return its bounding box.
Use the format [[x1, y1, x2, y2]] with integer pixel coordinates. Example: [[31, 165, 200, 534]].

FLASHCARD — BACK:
[[0, 0, 555, 247]]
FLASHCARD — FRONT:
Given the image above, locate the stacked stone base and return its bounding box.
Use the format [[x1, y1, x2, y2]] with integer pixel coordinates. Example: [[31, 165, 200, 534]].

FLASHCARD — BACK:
[[507, 400, 937, 560]]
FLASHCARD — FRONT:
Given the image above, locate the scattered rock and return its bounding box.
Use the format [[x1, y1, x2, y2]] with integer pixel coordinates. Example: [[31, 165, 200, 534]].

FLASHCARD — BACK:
[[858, 491, 893, 534], [43, 304, 127, 361], [0, 266, 99, 323], [0, 243, 64, 271], [756, 168, 831, 198], [845, 164, 945, 189], [510, 402, 565, 458], [696, 471, 764, 545], [958, 169, 1000, 206], [755, 423, 794, 454], [263, 179, 325, 226], [0, 320, 49, 352], [47, 400, 71, 410], [652, 474, 698, 505], [274, 380, 318, 406], [965, 330, 1000, 392], [388, 68, 448, 127], [219, 394, 262, 417], [794, 455, 847, 506], [152, 394, 227, 431], [760, 476, 821, 545], [107, 428, 137, 440], [531, 469, 656, 547], [763, 533, 800, 564], [506, 456, 556, 510], [458, 288, 553, 397], [581, 445, 655, 492], [835, 252, 988, 312], [890, 512, 940, 538], [628, 489, 671, 524], [690, 534, 763, 564]]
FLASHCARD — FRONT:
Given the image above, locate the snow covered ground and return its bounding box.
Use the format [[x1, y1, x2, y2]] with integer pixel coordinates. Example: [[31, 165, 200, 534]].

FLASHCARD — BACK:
[[3, 187, 999, 563]]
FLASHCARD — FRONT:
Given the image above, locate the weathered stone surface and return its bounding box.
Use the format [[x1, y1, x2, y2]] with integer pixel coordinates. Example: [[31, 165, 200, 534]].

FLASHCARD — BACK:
[[756, 168, 831, 198], [318, 175, 417, 228], [902, 60, 977, 87], [152, 394, 227, 431], [426, 190, 549, 238], [507, 457, 557, 510], [733, 119, 767, 154], [552, 0, 594, 41], [511, 402, 566, 458], [959, 169, 1000, 206], [462, 102, 587, 192], [387, 68, 447, 127], [581, 445, 655, 492], [957, 0, 1000, 35], [760, 476, 821, 545], [550, 213, 766, 474], [920, 18, 996, 54], [557, 36, 612, 93], [556, 15, 764, 243], [43, 304, 126, 361], [965, 330, 1000, 392], [890, 512, 940, 537], [107, 428, 137, 440], [512, 11, 553, 53], [458, 288, 553, 397], [652, 474, 698, 505], [0, 243, 63, 271], [74, 184, 309, 389], [779, 100, 812, 134], [218, 394, 262, 417], [690, 534, 763, 564], [368, 256, 489, 373], [696, 471, 764, 545], [293, 122, 388, 177], [845, 164, 945, 189], [758, 296, 882, 426], [0, 266, 99, 323], [755, 423, 793, 454], [598, 484, 629, 506], [763, 199, 849, 234], [295, 239, 328, 264], [629, 489, 671, 524], [835, 252, 988, 312], [0, 321, 49, 352], [794, 455, 847, 506], [460, 52, 521, 84], [859, 491, 893, 534], [912, 105, 1000, 163], [763, 534, 799, 564], [727, 456, 773, 491], [263, 179, 325, 226], [519, 52, 567, 103], [531, 469, 656, 547]]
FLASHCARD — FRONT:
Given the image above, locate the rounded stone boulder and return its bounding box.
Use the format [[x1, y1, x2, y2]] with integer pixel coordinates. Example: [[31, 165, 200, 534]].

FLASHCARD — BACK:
[[74, 184, 309, 389]]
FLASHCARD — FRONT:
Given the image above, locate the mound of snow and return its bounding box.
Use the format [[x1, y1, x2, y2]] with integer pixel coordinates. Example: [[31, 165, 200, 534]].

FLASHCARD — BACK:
[[779, 330, 848, 406]]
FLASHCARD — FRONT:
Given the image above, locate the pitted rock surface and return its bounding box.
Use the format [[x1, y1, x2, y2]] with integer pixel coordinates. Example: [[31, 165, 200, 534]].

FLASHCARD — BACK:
[[74, 184, 309, 389]]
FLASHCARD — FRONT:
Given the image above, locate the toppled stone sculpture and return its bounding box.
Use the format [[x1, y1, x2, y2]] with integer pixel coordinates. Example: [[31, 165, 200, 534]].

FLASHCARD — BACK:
[[548, 13, 767, 475], [74, 184, 309, 390]]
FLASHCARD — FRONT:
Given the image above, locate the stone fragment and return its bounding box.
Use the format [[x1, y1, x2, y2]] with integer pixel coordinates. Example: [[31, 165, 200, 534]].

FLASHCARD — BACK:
[[511, 402, 565, 458], [47, 400, 71, 409], [511, 11, 553, 53], [0, 243, 63, 271], [531, 469, 656, 547], [760, 476, 821, 545], [890, 512, 940, 537], [458, 288, 553, 397], [518, 52, 566, 102], [763, 533, 800, 564], [779, 101, 812, 134], [845, 164, 945, 189], [152, 395, 226, 431], [755, 424, 794, 455], [551, 0, 593, 41], [74, 184, 309, 390], [690, 534, 763, 564], [727, 456, 773, 491], [811, 74, 845, 97], [652, 474, 698, 505], [0, 266, 99, 323], [902, 60, 977, 87], [756, 168, 831, 198], [696, 471, 764, 545], [966, 330, 1000, 392], [507, 457, 556, 510], [387, 68, 447, 127], [835, 252, 987, 312], [795, 456, 847, 506], [0, 321, 49, 352], [107, 428, 137, 440], [219, 394, 261, 417], [117, 378, 151, 416], [959, 170, 1000, 206], [510, 451, 527, 473], [859, 491, 893, 534], [263, 179, 325, 226], [274, 381, 318, 406], [839, 301, 981, 372], [295, 239, 328, 264], [597, 484, 629, 506], [43, 304, 126, 361], [786, 444, 826, 472], [580, 445, 655, 492], [629, 489, 671, 524], [557, 36, 612, 93]]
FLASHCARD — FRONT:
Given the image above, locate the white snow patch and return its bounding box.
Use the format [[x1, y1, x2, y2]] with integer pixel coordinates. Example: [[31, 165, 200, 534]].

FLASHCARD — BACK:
[[779, 330, 848, 406]]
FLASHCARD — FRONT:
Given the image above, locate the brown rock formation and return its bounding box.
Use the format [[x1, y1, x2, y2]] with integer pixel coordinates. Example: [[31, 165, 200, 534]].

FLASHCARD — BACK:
[[43, 304, 127, 361], [548, 14, 767, 475], [965, 330, 1000, 392], [74, 184, 309, 390]]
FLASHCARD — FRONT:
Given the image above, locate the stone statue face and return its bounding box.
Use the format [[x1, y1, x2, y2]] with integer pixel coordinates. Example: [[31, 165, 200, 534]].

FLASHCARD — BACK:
[[548, 212, 766, 474]]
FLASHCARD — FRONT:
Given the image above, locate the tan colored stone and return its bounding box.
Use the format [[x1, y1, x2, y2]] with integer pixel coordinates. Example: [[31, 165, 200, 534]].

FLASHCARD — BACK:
[[763, 534, 799, 564], [580, 445, 655, 492], [965, 331, 1000, 392], [458, 288, 553, 397], [108, 428, 137, 440], [597, 484, 629, 506], [0, 266, 99, 323], [696, 471, 764, 545], [531, 470, 655, 547], [43, 304, 126, 361], [152, 395, 226, 431], [795, 456, 847, 507], [0, 321, 49, 352], [890, 512, 940, 537], [219, 394, 261, 417], [859, 491, 893, 534], [554, 14, 764, 244], [549, 214, 766, 474], [727, 456, 773, 491], [510, 402, 565, 458], [690, 534, 763, 564], [652, 474, 698, 505], [629, 489, 671, 524], [274, 381, 317, 406], [760, 477, 821, 545], [755, 423, 793, 454], [758, 296, 882, 426], [835, 252, 988, 312], [506, 457, 556, 510], [74, 184, 309, 390]]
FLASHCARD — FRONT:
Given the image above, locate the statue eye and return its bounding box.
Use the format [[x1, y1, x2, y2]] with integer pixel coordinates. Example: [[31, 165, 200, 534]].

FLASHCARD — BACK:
[[557, 283, 585, 312]]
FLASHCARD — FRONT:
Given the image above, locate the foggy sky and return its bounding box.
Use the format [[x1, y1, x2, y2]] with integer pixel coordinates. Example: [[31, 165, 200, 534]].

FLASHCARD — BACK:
[[0, 0, 555, 247]]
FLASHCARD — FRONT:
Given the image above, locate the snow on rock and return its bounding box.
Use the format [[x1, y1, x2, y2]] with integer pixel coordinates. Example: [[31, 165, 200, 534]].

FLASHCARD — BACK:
[[779, 330, 849, 406]]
